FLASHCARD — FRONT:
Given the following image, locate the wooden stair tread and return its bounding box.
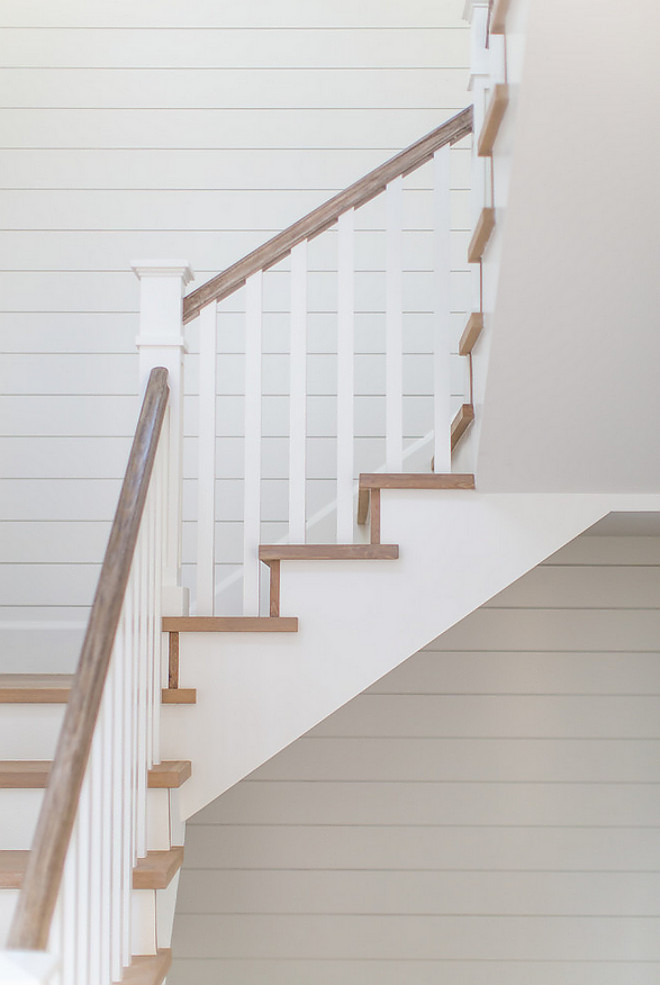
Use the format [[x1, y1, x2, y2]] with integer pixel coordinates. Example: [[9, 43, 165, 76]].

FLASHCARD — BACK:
[[357, 473, 475, 526], [467, 207, 496, 263], [451, 403, 476, 450], [0, 675, 73, 703], [161, 687, 197, 704], [133, 847, 183, 890], [259, 544, 399, 561], [0, 760, 191, 789], [359, 473, 475, 490], [0, 848, 183, 891], [0, 675, 195, 706], [459, 312, 484, 356], [147, 760, 192, 788], [163, 616, 298, 633], [478, 83, 509, 156], [117, 950, 171, 985]]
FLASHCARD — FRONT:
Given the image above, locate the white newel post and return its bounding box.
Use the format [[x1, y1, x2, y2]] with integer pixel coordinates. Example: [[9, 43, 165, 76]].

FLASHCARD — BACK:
[[132, 260, 193, 617]]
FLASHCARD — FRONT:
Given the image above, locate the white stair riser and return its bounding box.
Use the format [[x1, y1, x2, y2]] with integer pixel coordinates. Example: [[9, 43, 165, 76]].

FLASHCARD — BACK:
[[0, 788, 175, 851], [0, 706, 65, 760]]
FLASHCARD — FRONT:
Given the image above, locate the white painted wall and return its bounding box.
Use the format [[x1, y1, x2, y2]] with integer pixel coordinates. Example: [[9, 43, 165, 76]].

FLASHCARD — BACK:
[[474, 0, 660, 491], [170, 530, 660, 983], [0, 0, 472, 661]]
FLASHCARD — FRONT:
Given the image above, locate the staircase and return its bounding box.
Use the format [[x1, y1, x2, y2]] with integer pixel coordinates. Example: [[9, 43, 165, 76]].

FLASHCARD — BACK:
[[3, 0, 660, 981]]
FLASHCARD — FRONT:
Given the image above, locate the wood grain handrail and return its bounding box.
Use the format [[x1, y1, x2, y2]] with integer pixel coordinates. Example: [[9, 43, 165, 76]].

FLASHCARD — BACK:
[[8, 367, 170, 951], [183, 105, 473, 323]]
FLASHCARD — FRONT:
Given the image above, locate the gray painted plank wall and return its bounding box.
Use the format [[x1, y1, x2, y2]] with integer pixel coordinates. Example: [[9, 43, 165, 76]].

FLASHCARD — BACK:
[[170, 533, 660, 984]]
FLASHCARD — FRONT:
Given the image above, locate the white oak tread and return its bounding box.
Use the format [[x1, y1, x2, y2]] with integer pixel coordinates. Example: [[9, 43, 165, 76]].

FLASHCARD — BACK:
[[161, 687, 197, 704], [451, 403, 475, 450], [467, 207, 496, 263], [0, 848, 183, 891], [0, 760, 191, 789], [259, 545, 399, 561], [357, 474, 475, 526], [162, 616, 298, 633], [0, 675, 196, 706], [116, 949, 171, 985], [459, 312, 484, 355], [478, 83, 509, 156], [0, 675, 73, 703]]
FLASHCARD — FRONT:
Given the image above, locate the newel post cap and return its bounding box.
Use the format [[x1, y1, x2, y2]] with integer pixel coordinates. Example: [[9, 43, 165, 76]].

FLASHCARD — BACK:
[[131, 259, 194, 285]]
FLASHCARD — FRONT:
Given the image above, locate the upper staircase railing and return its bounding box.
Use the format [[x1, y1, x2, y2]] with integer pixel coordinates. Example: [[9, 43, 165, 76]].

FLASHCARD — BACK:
[[172, 107, 474, 616], [7, 368, 170, 983]]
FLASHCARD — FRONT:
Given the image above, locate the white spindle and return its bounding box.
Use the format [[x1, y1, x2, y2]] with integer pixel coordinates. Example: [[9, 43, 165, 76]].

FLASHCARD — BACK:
[[135, 545, 147, 860], [433, 145, 453, 473], [243, 272, 263, 614], [288, 242, 308, 543], [196, 302, 217, 613], [386, 176, 403, 471], [336, 210, 355, 542]]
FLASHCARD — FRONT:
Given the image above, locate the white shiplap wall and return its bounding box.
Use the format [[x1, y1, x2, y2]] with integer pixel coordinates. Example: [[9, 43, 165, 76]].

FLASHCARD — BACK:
[[0, 0, 470, 659], [170, 533, 660, 984]]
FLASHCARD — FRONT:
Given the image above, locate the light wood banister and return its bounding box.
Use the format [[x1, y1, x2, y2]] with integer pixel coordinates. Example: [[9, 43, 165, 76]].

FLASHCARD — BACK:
[[7, 366, 170, 952], [182, 105, 473, 323]]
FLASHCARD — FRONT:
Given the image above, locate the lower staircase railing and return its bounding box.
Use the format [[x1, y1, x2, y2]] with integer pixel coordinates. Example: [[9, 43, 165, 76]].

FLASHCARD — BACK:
[[5, 367, 170, 985]]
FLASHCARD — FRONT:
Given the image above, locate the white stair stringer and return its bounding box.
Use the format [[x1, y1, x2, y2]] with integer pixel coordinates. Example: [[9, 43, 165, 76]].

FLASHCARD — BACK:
[[162, 488, 660, 820]]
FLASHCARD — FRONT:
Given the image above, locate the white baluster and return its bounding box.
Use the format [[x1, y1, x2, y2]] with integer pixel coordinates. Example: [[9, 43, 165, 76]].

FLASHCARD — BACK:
[[288, 242, 308, 544], [433, 145, 453, 473], [135, 544, 147, 860], [386, 177, 403, 471], [196, 302, 217, 613], [243, 272, 263, 614], [74, 775, 91, 985], [87, 718, 103, 985], [123, 590, 135, 967], [336, 210, 355, 542]]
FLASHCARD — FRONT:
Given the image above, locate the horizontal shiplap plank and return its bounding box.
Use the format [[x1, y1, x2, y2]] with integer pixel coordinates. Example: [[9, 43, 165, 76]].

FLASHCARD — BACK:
[[0, 437, 131, 478], [486, 565, 660, 609], [547, 536, 660, 566], [0, 108, 468, 150], [172, 913, 660, 959], [0, 68, 469, 110], [0, 521, 110, 562], [0, 564, 99, 606], [0, 29, 468, 70], [0, 188, 470, 232], [198, 779, 660, 827], [427, 608, 660, 652], [0, 354, 136, 393], [0, 1, 468, 29], [175, 869, 660, 916], [168, 958, 660, 985], [249, 736, 660, 783], [308, 694, 660, 738], [0, 479, 121, 519], [367, 651, 660, 695], [0, 396, 139, 435], [0, 226, 470, 270], [184, 823, 660, 872]]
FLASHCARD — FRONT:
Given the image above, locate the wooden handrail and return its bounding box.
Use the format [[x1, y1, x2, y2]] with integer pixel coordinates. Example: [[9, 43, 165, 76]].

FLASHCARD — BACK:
[[8, 367, 170, 951], [183, 105, 473, 323]]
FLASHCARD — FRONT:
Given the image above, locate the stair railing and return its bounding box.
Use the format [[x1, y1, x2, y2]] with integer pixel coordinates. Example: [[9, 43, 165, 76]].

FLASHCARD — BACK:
[[179, 106, 473, 616], [4, 368, 170, 985]]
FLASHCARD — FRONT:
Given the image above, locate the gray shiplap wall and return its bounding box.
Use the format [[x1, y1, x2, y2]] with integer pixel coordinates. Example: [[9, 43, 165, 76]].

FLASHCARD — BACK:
[[170, 532, 660, 984], [0, 0, 470, 661]]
